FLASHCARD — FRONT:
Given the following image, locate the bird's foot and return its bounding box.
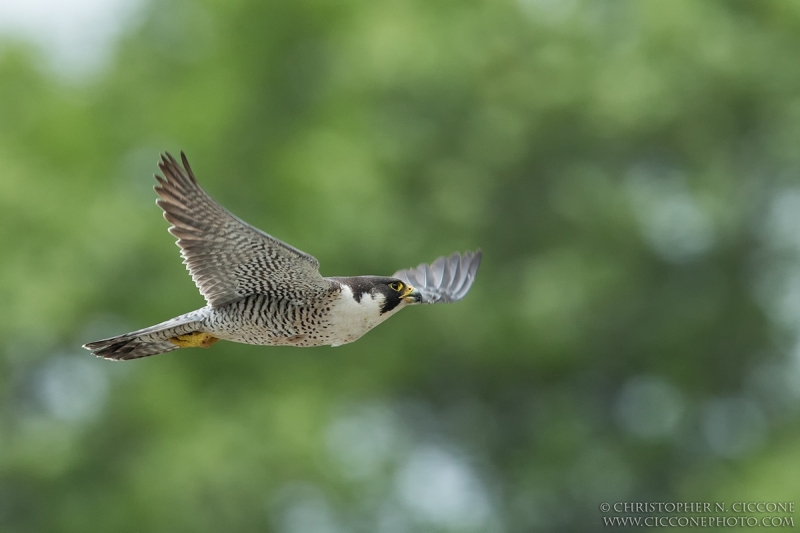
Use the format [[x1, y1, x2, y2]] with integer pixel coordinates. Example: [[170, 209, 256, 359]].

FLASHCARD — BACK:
[[168, 332, 220, 348]]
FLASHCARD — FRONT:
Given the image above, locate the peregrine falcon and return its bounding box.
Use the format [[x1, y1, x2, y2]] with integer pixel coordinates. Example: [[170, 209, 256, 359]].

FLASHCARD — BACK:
[[83, 153, 482, 360]]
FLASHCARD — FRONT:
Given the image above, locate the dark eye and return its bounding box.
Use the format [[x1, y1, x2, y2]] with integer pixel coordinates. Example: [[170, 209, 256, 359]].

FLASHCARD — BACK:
[[389, 281, 403, 292]]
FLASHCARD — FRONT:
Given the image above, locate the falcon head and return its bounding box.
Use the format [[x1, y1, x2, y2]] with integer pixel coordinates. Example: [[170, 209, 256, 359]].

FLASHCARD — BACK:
[[333, 276, 422, 315], [362, 277, 422, 314]]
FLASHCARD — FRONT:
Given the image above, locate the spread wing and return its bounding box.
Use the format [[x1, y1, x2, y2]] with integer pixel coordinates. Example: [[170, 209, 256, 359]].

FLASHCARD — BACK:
[[392, 250, 482, 304], [154, 152, 329, 307]]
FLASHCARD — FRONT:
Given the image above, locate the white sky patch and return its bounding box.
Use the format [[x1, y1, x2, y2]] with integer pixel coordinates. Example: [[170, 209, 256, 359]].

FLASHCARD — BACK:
[[395, 446, 493, 530], [35, 353, 109, 423], [270, 483, 341, 533], [762, 188, 800, 252], [626, 165, 715, 263], [325, 403, 400, 480], [753, 188, 800, 328], [0, 0, 141, 77], [615, 375, 684, 440], [702, 397, 766, 458]]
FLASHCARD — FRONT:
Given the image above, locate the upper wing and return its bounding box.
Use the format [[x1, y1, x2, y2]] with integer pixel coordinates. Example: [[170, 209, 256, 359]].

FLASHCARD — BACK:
[[154, 152, 329, 307], [392, 250, 482, 304]]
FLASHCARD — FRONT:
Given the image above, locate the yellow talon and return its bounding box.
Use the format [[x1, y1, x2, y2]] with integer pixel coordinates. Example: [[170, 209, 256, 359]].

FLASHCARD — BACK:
[[168, 332, 220, 348]]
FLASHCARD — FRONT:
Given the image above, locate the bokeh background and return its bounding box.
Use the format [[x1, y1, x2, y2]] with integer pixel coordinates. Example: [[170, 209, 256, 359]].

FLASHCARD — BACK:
[[2, 0, 800, 531]]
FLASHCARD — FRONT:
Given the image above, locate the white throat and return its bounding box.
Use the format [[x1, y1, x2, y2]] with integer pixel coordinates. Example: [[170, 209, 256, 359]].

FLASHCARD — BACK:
[[328, 285, 406, 346]]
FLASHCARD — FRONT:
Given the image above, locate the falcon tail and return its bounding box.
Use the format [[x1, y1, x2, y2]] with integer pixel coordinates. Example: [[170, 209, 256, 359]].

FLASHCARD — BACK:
[[83, 310, 213, 361]]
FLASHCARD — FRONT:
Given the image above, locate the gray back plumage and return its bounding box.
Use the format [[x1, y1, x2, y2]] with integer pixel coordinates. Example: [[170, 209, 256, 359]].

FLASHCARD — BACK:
[[155, 152, 330, 307]]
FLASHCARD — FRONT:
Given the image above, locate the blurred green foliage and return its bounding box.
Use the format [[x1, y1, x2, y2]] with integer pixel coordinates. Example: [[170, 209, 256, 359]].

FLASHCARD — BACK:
[[3, 0, 800, 531]]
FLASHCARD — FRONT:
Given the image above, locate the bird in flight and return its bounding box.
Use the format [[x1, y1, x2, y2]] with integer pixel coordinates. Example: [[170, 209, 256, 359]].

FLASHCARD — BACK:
[[83, 153, 482, 360]]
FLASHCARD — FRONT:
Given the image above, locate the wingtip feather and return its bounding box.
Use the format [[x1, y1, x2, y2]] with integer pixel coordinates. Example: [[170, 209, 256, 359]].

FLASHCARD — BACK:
[[392, 249, 482, 304]]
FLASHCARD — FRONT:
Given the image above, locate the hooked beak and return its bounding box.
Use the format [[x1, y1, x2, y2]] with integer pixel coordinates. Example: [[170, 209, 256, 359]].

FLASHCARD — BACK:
[[404, 287, 423, 304]]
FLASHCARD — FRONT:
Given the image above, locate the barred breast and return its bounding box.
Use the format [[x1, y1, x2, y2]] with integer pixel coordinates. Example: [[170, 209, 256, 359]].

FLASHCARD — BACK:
[[201, 292, 336, 347]]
